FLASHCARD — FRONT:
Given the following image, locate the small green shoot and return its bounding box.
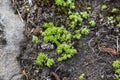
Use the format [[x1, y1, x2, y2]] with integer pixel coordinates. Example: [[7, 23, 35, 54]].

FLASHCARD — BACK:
[[42, 22, 71, 45], [57, 44, 77, 61], [46, 59, 54, 68], [107, 16, 116, 24], [55, 0, 66, 6], [36, 53, 47, 66], [36, 52, 54, 68], [80, 11, 89, 19], [116, 15, 120, 22], [43, 22, 54, 28], [67, 0, 75, 9], [101, 4, 107, 10], [69, 12, 83, 29], [117, 23, 120, 28], [81, 27, 90, 35], [112, 60, 120, 70], [89, 20, 96, 27], [55, 0, 75, 9], [112, 60, 120, 80], [79, 73, 85, 80], [115, 69, 120, 80], [73, 30, 81, 40], [32, 35, 39, 44], [112, 8, 118, 13]]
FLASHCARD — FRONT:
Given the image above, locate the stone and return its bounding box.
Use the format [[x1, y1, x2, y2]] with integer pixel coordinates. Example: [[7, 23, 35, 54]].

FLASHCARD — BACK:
[[0, 0, 25, 80], [41, 43, 54, 50]]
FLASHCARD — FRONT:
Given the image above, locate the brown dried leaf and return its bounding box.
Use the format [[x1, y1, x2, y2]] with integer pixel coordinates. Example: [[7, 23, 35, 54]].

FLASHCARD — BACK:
[[33, 28, 43, 36], [99, 46, 120, 55]]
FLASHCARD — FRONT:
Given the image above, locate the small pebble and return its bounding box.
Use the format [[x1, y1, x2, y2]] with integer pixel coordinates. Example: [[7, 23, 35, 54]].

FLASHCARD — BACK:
[[41, 43, 54, 50]]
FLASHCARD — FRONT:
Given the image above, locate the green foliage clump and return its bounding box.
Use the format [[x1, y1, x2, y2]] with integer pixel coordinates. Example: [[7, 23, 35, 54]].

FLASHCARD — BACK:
[[117, 23, 120, 28], [73, 30, 81, 40], [112, 8, 119, 13], [42, 22, 72, 45], [36, 53, 47, 66], [69, 12, 83, 29], [43, 22, 54, 28], [116, 15, 120, 22], [55, 0, 75, 9], [46, 59, 54, 68], [55, 0, 65, 6], [57, 44, 77, 61], [79, 73, 85, 80], [81, 27, 90, 35], [80, 11, 89, 19], [32, 35, 39, 44], [112, 60, 120, 70], [112, 60, 120, 80], [101, 4, 107, 10], [89, 20, 96, 27], [36, 52, 54, 68], [107, 16, 116, 24], [66, 0, 75, 9]]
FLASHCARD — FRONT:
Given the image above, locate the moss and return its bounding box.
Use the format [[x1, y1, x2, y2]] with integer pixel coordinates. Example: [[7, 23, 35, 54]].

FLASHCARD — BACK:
[[81, 27, 90, 35], [112, 8, 119, 13], [69, 12, 83, 29], [36, 52, 54, 68], [42, 22, 72, 45], [89, 20, 96, 27], [32, 35, 39, 44], [79, 73, 85, 80], [57, 44, 77, 61], [55, 0, 75, 9], [73, 30, 81, 40], [80, 11, 89, 19], [112, 60, 120, 80], [116, 15, 120, 22], [107, 16, 116, 24], [101, 4, 107, 10]]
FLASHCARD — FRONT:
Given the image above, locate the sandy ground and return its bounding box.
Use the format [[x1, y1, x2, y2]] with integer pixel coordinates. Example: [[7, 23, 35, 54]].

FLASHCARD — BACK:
[[0, 0, 25, 80]]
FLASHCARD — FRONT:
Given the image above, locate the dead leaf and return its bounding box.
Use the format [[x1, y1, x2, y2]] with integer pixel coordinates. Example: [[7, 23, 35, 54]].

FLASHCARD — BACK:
[[99, 46, 120, 55]]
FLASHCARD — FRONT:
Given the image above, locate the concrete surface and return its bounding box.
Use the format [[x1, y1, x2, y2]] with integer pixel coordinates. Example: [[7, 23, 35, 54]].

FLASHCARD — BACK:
[[0, 0, 25, 80]]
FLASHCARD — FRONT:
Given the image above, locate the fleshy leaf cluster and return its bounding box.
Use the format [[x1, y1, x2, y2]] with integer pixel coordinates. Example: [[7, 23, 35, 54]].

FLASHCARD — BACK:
[[36, 53, 54, 68], [42, 22, 72, 45], [57, 44, 77, 61]]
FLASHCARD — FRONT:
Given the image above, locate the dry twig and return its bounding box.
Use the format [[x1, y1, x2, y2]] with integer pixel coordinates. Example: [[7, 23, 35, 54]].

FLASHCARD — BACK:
[[12, 0, 24, 22], [51, 72, 60, 80], [22, 69, 29, 80]]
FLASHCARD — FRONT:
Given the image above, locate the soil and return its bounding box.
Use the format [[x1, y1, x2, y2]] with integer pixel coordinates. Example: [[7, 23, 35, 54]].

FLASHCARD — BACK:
[[14, 0, 120, 80]]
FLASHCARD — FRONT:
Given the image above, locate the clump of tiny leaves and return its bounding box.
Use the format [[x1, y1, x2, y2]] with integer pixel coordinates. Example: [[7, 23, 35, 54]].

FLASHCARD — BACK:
[[73, 30, 81, 40], [89, 20, 96, 27], [55, 0, 75, 9], [112, 8, 119, 13], [80, 11, 89, 19], [107, 16, 116, 24], [42, 22, 72, 45], [36, 52, 54, 68], [32, 35, 39, 44], [112, 60, 120, 80], [101, 4, 108, 10], [81, 27, 90, 35], [79, 73, 85, 80], [57, 44, 77, 61], [69, 12, 83, 29]]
